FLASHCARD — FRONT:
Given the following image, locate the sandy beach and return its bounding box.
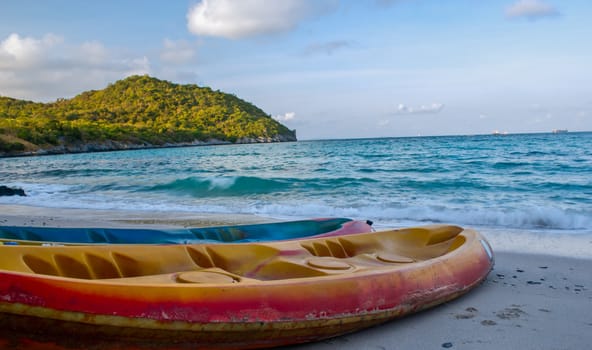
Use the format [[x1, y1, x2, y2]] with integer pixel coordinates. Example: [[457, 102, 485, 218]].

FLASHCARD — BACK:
[[1, 204, 591, 350], [0, 204, 274, 229], [288, 252, 592, 350]]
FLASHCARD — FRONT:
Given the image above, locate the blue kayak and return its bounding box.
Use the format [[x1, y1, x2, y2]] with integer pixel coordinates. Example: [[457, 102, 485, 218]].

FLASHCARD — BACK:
[[0, 218, 373, 245]]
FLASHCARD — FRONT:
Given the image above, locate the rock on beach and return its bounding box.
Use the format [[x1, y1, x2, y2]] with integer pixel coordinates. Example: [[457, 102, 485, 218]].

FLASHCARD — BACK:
[[0, 186, 26, 197]]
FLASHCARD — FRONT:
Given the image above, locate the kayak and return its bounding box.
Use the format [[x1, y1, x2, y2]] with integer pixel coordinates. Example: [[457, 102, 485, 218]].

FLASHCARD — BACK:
[[0, 224, 494, 349], [0, 217, 373, 245]]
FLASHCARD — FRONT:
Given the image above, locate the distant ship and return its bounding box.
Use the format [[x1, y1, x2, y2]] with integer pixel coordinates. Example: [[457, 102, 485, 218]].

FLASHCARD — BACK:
[[552, 129, 568, 134], [492, 130, 508, 136]]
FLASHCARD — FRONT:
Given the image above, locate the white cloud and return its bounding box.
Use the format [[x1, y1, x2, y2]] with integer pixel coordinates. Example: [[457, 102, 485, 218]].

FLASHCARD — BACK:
[[160, 39, 196, 64], [393, 103, 444, 115], [505, 0, 559, 20], [78, 41, 109, 64], [274, 111, 296, 122], [0, 33, 63, 69], [0, 33, 151, 101], [187, 0, 337, 39], [127, 56, 151, 76], [159, 67, 199, 84]]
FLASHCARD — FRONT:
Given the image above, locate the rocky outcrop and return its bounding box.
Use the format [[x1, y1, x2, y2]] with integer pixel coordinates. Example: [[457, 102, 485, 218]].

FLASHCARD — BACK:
[[236, 134, 297, 144], [0, 136, 299, 157], [0, 185, 26, 196]]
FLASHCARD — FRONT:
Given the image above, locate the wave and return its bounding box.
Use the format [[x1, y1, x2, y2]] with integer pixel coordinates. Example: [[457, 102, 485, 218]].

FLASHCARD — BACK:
[[492, 161, 531, 169], [531, 181, 592, 192], [3, 182, 590, 232], [147, 176, 291, 197], [524, 151, 548, 157], [29, 168, 119, 178], [356, 166, 450, 174], [5, 178, 589, 231], [391, 205, 592, 230], [394, 178, 493, 192], [247, 203, 592, 231], [144, 176, 380, 198]]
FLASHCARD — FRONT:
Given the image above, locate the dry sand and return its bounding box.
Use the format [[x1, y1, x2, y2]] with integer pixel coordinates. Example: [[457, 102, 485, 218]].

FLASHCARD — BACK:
[[1, 204, 591, 349], [287, 252, 592, 350]]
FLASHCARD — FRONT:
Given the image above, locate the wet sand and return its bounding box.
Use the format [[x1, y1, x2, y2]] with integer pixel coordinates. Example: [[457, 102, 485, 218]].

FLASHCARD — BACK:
[[0, 204, 273, 228]]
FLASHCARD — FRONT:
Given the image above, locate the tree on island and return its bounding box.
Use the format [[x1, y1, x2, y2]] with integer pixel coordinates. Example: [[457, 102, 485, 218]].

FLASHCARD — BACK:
[[0, 75, 296, 156]]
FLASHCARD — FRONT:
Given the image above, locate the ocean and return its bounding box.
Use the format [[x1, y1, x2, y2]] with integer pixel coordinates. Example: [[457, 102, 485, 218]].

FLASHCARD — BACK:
[[1, 132, 591, 257]]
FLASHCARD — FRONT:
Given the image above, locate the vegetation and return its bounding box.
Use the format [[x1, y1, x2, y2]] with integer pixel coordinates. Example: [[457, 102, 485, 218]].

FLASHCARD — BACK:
[[0, 75, 296, 155]]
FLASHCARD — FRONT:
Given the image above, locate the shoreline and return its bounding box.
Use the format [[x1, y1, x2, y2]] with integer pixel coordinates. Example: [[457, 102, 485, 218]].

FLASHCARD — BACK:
[[3, 131, 591, 159], [0, 138, 297, 159], [2, 203, 590, 259], [0, 204, 591, 349], [0, 204, 274, 228]]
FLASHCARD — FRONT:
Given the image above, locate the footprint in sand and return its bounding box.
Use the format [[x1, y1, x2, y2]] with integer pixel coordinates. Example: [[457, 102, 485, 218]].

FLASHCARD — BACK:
[[454, 307, 478, 319], [496, 306, 526, 320], [481, 320, 497, 326]]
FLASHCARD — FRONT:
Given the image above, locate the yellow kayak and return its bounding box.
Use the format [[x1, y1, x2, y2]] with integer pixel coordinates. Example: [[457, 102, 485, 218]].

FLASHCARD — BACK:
[[0, 224, 494, 349]]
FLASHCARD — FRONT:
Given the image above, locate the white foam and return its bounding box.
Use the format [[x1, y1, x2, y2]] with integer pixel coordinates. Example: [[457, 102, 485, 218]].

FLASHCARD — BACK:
[[3, 187, 589, 230], [345, 204, 590, 230], [3, 182, 591, 258], [480, 228, 592, 260], [242, 202, 592, 259], [205, 176, 236, 190]]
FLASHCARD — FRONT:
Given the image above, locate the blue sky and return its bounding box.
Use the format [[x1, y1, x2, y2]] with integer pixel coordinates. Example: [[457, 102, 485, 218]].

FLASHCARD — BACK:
[[1, 0, 590, 139]]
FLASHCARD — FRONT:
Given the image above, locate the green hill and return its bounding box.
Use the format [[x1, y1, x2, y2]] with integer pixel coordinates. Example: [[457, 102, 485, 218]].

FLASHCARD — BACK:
[[0, 75, 296, 156]]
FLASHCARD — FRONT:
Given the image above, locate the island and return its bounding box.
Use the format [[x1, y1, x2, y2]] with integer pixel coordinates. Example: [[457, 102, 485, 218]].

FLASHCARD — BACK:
[[0, 75, 296, 157]]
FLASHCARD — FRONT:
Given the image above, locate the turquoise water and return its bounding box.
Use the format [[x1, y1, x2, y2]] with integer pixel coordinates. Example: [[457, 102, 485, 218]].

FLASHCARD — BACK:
[[1, 133, 591, 235]]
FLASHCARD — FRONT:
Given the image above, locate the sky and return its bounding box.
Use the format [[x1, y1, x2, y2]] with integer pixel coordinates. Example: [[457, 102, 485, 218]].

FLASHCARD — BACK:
[[0, 0, 591, 139]]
